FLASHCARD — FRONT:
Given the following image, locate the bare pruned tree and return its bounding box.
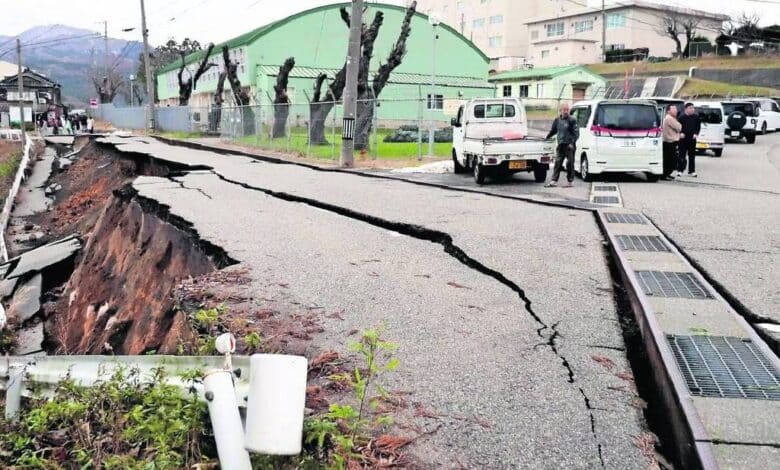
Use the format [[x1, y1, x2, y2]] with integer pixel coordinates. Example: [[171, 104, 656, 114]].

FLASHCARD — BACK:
[[177, 43, 215, 105], [272, 58, 295, 138], [209, 69, 227, 133], [222, 45, 255, 136], [89, 48, 125, 103], [657, 14, 701, 58], [308, 1, 417, 148]]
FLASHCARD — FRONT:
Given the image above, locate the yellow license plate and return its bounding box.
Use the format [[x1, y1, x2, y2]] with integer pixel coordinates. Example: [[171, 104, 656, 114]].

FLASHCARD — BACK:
[[508, 161, 527, 170], [696, 142, 709, 149]]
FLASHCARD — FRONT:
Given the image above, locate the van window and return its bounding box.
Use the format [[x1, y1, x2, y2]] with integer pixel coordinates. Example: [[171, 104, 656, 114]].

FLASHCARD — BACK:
[[474, 103, 516, 119], [723, 102, 755, 117], [595, 103, 658, 130], [695, 106, 723, 124], [455, 106, 464, 125], [572, 106, 591, 128]]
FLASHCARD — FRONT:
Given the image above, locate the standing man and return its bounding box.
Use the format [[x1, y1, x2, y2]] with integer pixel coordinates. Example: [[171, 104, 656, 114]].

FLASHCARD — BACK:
[[662, 104, 682, 180], [544, 103, 579, 187], [677, 102, 701, 177]]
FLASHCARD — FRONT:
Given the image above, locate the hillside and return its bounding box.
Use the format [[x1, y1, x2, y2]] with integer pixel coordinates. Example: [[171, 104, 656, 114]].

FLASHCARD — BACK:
[[0, 25, 142, 106], [586, 56, 780, 76]]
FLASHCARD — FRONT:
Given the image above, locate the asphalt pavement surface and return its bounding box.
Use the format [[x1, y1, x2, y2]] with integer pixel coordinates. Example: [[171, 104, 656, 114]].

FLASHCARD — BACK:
[[102, 136, 649, 468]]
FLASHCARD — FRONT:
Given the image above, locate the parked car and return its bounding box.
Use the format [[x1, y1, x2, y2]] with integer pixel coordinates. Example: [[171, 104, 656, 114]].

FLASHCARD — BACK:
[[637, 97, 684, 119], [691, 101, 726, 157], [570, 99, 663, 182], [451, 98, 554, 185], [722, 101, 759, 144], [746, 98, 780, 134]]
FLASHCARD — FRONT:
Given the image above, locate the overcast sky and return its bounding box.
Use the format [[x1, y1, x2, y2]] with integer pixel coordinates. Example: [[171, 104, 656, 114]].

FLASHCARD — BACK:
[[2, 0, 778, 45]]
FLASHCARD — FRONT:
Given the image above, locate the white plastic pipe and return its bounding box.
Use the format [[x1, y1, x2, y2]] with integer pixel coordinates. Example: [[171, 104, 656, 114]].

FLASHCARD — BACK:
[[244, 354, 308, 455], [203, 370, 252, 470]]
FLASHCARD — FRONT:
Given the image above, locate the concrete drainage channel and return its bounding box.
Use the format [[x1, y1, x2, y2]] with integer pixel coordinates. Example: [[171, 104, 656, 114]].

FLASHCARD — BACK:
[[597, 208, 780, 469]]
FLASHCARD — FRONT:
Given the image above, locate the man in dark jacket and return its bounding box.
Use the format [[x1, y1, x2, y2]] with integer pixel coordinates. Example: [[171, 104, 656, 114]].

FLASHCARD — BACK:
[[544, 103, 579, 187], [677, 102, 701, 177]]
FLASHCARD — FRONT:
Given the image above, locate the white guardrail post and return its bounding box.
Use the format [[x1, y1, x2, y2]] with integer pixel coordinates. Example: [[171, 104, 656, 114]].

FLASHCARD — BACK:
[[0, 333, 309, 468]]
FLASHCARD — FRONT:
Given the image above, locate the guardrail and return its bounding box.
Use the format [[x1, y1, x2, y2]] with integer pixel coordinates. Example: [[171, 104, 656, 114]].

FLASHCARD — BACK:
[[0, 136, 34, 262]]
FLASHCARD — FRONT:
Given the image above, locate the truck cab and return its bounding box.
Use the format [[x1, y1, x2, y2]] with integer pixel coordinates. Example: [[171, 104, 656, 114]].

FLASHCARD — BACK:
[[451, 98, 554, 185]]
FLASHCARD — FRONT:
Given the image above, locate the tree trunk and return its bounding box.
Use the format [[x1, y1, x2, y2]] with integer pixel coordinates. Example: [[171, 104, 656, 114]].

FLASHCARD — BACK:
[[222, 45, 254, 137], [209, 71, 226, 134], [354, 93, 374, 151], [272, 58, 295, 139], [309, 101, 335, 145]]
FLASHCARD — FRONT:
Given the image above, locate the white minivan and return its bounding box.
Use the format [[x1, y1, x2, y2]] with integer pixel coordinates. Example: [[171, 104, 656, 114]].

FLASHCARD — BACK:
[[692, 101, 726, 157], [570, 99, 663, 182]]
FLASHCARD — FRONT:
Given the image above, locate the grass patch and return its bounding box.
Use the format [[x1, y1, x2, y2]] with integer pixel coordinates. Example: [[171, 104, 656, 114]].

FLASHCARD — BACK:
[[677, 78, 779, 98], [0, 149, 22, 179], [587, 56, 780, 76], [233, 127, 451, 160]]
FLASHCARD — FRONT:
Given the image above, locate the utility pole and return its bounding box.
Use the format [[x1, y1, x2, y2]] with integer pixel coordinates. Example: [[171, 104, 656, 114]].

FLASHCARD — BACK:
[[340, 0, 364, 168], [601, 0, 607, 62], [16, 39, 25, 143], [140, 0, 155, 131], [103, 20, 111, 104], [428, 17, 440, 156]]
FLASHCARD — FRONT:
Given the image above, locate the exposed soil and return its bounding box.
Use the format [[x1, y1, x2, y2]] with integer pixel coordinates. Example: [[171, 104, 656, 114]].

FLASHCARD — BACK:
[[0, 140, 23, 207]]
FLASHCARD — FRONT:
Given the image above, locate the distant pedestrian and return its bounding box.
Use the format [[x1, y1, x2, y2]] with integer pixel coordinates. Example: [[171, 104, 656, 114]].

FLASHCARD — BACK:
[[677, 102, 701, 177], [87, 117, 94, 134], [80, 114, 88, 132], [544, 103, 579, 188], [64, 116, 72, 135], [662, 104, 682, 180]]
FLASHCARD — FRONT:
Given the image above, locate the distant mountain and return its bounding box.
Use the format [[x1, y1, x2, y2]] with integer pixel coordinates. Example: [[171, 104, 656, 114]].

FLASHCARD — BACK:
[[0, 24, 143, 106]]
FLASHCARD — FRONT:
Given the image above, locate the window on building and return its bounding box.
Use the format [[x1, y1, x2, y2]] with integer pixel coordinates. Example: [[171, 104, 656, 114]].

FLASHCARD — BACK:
[[536, 83, 545, 97], [575, 19, 593, 33], [489, 36, 503, 47], [502, 85, 512, 97], [545, 22, 564, 37], [531, 30, 539, 40], [457, 1, 463, 11], [472, 18, 485, 28], [519, 85, 529, 98], [607, 12, 626, 29], [427, 94, 443, 110], [490, 15, 503, 24], [541, 50, 550, 58]]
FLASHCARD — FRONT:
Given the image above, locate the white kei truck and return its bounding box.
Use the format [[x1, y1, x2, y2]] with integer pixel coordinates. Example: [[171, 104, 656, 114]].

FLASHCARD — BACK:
[[451, 98, 555, 185]]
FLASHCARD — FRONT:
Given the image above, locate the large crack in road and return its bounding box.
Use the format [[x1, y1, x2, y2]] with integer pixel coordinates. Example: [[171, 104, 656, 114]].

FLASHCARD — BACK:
[[177, 169, 608, 467]]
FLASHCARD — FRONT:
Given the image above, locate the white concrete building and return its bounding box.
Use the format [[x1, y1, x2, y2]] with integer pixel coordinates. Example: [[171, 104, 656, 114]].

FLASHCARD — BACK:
[[525, 1, 728, 67], [414, 0, 728, 69]]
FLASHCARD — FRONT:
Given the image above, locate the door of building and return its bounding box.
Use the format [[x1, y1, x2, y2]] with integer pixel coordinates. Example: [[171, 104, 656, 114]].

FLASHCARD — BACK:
[[572, 87, 587, 101]]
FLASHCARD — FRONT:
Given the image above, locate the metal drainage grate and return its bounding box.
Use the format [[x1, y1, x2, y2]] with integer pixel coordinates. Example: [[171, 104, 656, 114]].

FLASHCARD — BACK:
[[593, 196, 620, 205], [635, 271, 713, 299], [617, 235, 670, 252], [668, 335, 780, 400], [594, 185, 618, 192], [605, 212, 646, 224]]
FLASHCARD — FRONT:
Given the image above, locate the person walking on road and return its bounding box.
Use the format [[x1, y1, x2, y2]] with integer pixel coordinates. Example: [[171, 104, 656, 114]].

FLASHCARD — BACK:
[[677, 102, 701, 178], [544, 103, 579, 188], [662, 104, 682, 180]]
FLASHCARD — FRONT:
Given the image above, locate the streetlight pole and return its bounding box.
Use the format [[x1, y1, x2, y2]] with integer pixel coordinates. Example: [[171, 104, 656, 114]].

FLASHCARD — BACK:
[[103, 20, 110, 103], [16, 39, 25, 143], [428, 16, 439, 157], [129, 74, 135, 106], [140, 0, 155, 131], [340, 0, 364, 167]]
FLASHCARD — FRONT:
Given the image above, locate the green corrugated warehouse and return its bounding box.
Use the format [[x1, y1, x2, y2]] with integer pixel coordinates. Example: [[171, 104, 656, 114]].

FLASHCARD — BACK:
[[155, 2, 493, 122]]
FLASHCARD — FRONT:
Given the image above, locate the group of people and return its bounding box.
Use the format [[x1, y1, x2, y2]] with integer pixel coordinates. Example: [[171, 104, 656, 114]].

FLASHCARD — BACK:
[[37, 114, 93, 135], [662, 103, 701, 180]]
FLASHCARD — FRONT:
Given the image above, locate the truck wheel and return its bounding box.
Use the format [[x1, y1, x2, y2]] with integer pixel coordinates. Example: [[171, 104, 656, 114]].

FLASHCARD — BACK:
[[713, 149, 723, 157], [452, 150, 465, 174], [746, 134, 756, 144], [534, 166, 548, 183], [474, 162, 486, 185], [580, 157, 593, 182], [646, 173, 660, 182]]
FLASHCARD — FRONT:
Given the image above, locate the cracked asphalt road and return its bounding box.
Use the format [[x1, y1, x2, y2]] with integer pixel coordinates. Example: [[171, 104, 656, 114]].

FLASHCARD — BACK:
[[104, 136, 649, 468]]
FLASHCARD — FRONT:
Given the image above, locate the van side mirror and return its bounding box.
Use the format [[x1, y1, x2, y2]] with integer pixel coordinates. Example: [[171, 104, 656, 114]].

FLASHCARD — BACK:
[[451, 118, 460, 127]]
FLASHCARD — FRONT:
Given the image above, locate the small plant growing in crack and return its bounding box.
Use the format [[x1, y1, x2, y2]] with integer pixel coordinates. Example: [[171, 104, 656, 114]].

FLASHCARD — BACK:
[[304, 325, 400, 468], [244, 331, 262, 353]]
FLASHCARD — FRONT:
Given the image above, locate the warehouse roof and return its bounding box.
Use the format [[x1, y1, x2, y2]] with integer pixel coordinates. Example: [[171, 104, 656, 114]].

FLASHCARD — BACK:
[[157, 2, 489, 75], [488, 65, 605, 83]]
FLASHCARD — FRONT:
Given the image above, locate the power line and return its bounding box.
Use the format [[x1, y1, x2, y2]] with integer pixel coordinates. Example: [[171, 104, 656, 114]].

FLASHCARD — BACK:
[[0, 33, 103, 59]]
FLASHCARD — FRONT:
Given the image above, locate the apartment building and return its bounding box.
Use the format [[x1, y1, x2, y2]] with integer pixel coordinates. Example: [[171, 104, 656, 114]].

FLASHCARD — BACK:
[[415, 1, 728, 69], [525, 1, 728, 67], [414, 0, 589, 70]]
